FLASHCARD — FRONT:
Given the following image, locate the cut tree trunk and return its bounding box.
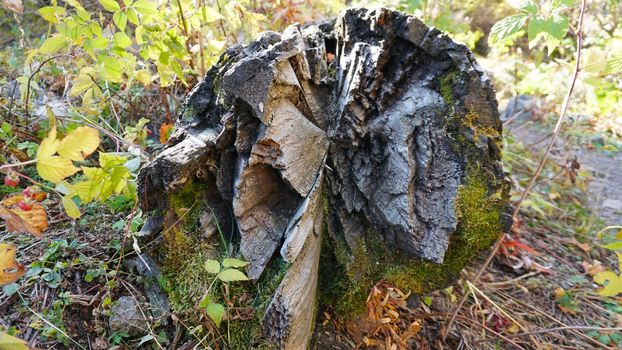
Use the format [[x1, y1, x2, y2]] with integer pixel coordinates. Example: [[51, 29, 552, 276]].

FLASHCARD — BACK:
[[137, 7, 511, 349]]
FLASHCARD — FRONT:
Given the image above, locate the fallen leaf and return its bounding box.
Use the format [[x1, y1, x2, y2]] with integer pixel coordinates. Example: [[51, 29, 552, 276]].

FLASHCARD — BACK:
[[0, 243, 26, 286], [593, 271, 622, 297], [12, 204, 48, 233], [0, 204, 43, 237], [1, 194, 24, 206], [582, 260, 605, 276]]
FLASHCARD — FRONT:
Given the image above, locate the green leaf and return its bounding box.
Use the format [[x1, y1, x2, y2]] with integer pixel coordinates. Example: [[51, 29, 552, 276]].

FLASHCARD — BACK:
[[202, 6, 224, 23], [489, 14, 529, 44], [527, 15, 569, 54], [38, 6, 66, 23], [62, 196, 81, 218], [98, 0, 120, 11], [113, 10, 128, 31], [99, 153, 127, 169], [205, 301, 225, 327], [133, 0, 157, 15], [112, 32, 132, 48], [552, 0, 576, 13], [126, 8, 139, 25], [0, 331, 29, 350], [204, 259, 220, 274], [602, 241, 622, 251], [606, 56, 622, 74], [217, 268, 249, 282], [507, 0, 537, 14], [39, 36, 67, 54], [222, 258, 248, 268]]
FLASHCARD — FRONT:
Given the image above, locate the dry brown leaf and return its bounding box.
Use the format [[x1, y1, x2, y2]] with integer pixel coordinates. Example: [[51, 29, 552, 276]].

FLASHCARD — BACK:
[[1, 194, 24, 206], [0, 204, 44, 237], [0, 243, 25, 286], [12, 204, 48, 233], [1, 0, 23, 13]]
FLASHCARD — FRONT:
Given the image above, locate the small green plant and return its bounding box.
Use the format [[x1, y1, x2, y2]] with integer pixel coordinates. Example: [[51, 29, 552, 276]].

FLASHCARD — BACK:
[[198, 258, 249, 327]]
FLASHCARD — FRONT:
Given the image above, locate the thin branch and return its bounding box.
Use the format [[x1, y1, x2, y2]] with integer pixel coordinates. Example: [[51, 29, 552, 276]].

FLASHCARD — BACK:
[[25, 54, 72, 117]]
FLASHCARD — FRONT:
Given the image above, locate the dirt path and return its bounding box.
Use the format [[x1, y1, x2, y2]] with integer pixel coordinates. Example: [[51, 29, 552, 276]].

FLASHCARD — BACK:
[[502, 96, 622, 227]]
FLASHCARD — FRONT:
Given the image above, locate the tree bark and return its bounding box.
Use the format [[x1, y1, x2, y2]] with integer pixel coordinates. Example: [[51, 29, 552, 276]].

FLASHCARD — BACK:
[[138, 7, 511, 349]]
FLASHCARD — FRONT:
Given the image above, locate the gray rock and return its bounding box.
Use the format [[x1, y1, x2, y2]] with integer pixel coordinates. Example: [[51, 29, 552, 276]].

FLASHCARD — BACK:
[[124, 254, 170, 324], [136, 216, 163, 242], [109, 296, 150, 337], [501, 94, 540, 123]]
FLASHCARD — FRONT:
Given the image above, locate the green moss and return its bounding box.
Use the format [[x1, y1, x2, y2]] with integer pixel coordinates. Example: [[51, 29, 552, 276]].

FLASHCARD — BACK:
[[439, 69, 461, 114], [161, 179, 208, 272], [322, 167, 505, 319], [168, 244, 217, 315]]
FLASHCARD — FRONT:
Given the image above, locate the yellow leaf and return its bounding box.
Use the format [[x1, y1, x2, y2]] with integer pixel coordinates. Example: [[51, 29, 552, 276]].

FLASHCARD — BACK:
[[37, 126, 59, 159], [57, 126, 100, 161], [0, 243, 26, 286], [593, 271, 622, 297], [0, 331, 29, 350], [37, 155, 79, 183], [61, 196, 81, 218]]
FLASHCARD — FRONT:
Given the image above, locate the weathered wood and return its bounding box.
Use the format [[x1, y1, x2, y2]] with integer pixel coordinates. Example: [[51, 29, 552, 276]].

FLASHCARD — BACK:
[[138, 7, 510, 349]]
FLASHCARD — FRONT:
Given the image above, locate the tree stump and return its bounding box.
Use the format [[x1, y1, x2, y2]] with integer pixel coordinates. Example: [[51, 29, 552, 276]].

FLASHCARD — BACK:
[[137, 7, 511, 349]]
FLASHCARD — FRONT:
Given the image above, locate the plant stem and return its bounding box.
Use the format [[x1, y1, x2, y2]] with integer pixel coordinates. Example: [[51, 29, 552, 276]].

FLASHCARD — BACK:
[[0, 159, 37, 171]]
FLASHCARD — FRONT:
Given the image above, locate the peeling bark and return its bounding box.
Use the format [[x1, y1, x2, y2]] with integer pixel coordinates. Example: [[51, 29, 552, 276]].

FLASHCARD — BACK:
[[138, 7, 510, 349]]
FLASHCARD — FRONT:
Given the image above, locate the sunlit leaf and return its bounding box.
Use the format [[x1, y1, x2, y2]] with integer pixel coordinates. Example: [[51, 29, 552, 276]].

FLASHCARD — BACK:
[[527, 15, 568, 54], [113, 10, 128, 31], [133, 0, 157, 15], [39, 36, 67, 54], [507, 0, 537, 14], [222, 258, 248, 268], [0, 331, 29, 350], [112, 32, 132, 48], [62, 196, 81, 218], [205, 300, 225, 327], [57, 126, 100, 161], [202, 6, 224, 23], [593, 271, 622, 297], [205, 259, 220, 274], [489, 14, 529, 44], [98, 0, 120, 11], [217, 268, 249, 282], [37, 155, 79, 183], [38, 6, 66, 23]]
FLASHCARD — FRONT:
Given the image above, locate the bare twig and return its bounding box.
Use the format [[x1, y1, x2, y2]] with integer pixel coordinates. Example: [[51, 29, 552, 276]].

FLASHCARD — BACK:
[[443, 0, 588, 339], [25, 54, 72, 117]]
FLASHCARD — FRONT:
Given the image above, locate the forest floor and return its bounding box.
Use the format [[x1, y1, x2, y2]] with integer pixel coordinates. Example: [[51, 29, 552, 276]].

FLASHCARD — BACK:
[[4, 94, 620, 350]]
